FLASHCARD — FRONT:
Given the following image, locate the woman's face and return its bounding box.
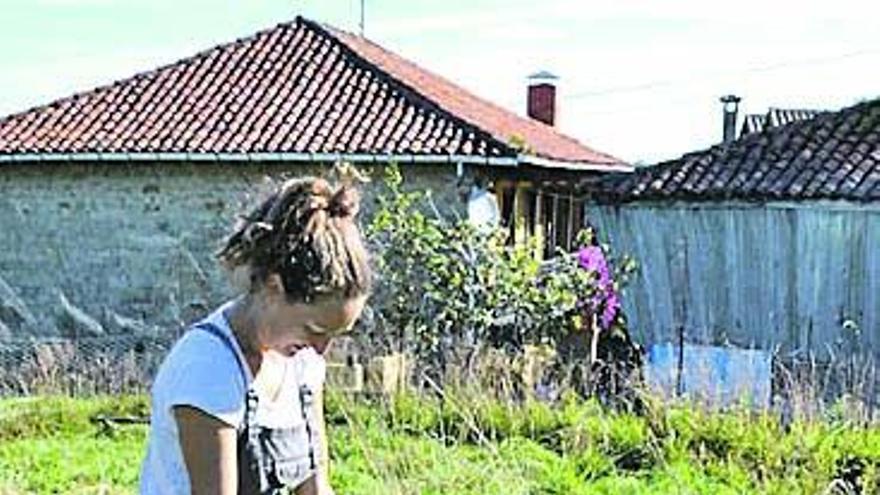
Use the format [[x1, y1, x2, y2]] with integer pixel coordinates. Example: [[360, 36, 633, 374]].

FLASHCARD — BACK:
[[260, 290, 366, 356]]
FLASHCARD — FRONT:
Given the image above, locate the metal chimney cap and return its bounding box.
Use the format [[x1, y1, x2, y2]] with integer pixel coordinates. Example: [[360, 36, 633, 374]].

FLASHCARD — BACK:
[[720, 94, 741, 112], [528, 70, 559, 81]]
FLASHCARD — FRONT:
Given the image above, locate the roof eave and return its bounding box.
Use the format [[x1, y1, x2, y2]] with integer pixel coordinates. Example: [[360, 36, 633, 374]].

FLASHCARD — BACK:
[[0, 151, 640, 174], [518, 153, 634, 173]]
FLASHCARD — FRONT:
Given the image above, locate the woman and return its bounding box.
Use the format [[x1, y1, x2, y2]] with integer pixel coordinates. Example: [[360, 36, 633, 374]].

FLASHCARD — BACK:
[[140, 170, 371, 495]]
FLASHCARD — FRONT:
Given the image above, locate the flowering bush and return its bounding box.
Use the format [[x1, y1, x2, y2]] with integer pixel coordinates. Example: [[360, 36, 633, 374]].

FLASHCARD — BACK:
[[364, 165, 638, 387], [577, 244, 620, 330], [575, 228, 637, 334]]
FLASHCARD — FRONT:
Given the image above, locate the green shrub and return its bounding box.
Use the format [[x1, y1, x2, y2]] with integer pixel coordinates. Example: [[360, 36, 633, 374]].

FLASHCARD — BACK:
[[365, 165, 604, 379]]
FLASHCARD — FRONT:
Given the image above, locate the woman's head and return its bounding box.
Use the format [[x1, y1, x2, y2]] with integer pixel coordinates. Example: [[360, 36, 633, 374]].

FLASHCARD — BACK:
[[217, 166, 371, 353]]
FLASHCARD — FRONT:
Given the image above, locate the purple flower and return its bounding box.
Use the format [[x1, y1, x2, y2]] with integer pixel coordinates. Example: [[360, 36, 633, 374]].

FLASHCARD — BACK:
[[578, 246, 611, 287], [602, 291, 620, 329], [577, 245, 620, 330]]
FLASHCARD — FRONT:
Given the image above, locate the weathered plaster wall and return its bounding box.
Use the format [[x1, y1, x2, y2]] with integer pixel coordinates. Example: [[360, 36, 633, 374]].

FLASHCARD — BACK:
[[0, 161, 461, 338]]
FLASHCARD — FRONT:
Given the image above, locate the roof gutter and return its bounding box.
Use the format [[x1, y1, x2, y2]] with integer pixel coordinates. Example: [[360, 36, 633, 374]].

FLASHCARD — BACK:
[[0, 151, 637, 174], [519, 154, 634, 173], [0, 151, 519, 167]]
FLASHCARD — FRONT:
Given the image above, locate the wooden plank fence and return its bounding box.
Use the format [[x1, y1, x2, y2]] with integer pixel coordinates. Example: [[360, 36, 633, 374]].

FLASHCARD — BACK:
[[586, 200, 880, 360]]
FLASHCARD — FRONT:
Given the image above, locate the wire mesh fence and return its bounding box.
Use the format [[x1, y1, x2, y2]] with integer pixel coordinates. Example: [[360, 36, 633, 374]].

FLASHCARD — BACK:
[[2, 327, 878, 429], [0, 334, 176, 396]]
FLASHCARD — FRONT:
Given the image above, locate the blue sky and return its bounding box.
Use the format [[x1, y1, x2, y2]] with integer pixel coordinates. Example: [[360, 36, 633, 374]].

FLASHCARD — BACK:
[[2, 0, 878, 163]]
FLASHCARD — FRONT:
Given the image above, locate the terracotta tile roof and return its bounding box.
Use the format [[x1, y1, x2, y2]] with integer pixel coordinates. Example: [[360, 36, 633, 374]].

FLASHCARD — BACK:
[[740, 108, 821, 137], [0, 17, 624, 170], [592, 99, 880, 203]]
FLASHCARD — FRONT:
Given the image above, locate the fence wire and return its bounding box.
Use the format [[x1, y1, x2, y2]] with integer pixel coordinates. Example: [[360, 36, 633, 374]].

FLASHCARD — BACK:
[[0, 334, 175, 396]]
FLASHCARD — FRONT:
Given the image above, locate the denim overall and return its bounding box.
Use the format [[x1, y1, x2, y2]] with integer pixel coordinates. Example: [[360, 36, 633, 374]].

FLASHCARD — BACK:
[[196, 322, 319, 494]]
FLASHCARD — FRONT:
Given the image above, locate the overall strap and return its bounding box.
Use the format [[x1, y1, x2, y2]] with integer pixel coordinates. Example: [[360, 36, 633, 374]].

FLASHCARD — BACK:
[[299, 385, 317, 470], [194, 321, 259, 434], [193, 321, 249, 385]]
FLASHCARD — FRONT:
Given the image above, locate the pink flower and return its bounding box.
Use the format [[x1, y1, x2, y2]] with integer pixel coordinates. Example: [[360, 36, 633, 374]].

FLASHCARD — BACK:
[[577, 245, 619, 330]]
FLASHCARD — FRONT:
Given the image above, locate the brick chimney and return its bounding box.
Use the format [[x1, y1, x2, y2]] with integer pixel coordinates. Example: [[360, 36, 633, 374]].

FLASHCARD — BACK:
[[720, 94, 742, 144], [527, 71, 558, 127]]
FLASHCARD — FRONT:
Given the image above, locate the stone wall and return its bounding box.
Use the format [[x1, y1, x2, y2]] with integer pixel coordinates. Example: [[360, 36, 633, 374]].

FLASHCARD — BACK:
[[0, 161, 461, 339]]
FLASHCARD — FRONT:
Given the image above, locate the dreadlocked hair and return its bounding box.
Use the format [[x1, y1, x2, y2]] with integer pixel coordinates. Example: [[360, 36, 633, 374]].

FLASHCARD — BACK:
[[217, 164, 371, 304]]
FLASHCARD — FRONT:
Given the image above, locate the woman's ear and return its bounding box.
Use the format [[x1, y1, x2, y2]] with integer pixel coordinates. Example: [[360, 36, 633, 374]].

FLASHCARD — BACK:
[[263, 273, 286, 300]]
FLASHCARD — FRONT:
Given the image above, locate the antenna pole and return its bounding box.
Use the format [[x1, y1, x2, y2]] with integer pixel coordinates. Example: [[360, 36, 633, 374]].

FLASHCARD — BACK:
[[359, 0, 365, 36]]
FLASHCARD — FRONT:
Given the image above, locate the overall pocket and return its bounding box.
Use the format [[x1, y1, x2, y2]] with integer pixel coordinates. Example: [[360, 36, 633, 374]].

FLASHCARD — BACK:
[[260, 425, 314, 489]]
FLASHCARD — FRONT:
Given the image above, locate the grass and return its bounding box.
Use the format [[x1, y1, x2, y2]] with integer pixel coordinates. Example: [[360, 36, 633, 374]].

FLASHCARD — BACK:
[[0, 396, 148, 494], [0, 393, 878, 494]]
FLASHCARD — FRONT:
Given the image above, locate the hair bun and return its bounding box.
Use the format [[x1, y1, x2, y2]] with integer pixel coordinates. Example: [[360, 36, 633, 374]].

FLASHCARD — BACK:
[[306, 194, 330, 213], [301, 179, 332, 215], [217, 170, 372, 302], [328, 185, 360, 218], [327, 162, 367, 218]]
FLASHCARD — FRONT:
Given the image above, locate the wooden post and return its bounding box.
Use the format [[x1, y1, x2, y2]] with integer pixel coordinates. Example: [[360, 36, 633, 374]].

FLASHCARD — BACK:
[[534, 190, 545, 260], [573, 197, 585, 245], [495, 180, 508, 220], [566, 192, 576, 251], [327, 362, 365, 393], [676, 325, 685, 397], [589, 313, 601, 365], [514, 182, 531, 246], [495, 180, 512, 243], [549, 194, 559, 255], [366, 353, 410, 395]]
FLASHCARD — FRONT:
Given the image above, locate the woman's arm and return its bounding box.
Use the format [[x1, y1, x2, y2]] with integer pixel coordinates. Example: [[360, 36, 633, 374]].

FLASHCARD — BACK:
[[174, 405, 239, 495], [315, 385, 334, 494]]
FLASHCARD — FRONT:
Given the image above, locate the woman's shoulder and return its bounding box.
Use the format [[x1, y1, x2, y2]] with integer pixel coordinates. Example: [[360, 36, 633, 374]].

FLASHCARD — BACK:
[[167, 325, 237, 366], [154, 331, 227, 387], [152, 326, 248, 427], [161, 301, 244, 377]]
